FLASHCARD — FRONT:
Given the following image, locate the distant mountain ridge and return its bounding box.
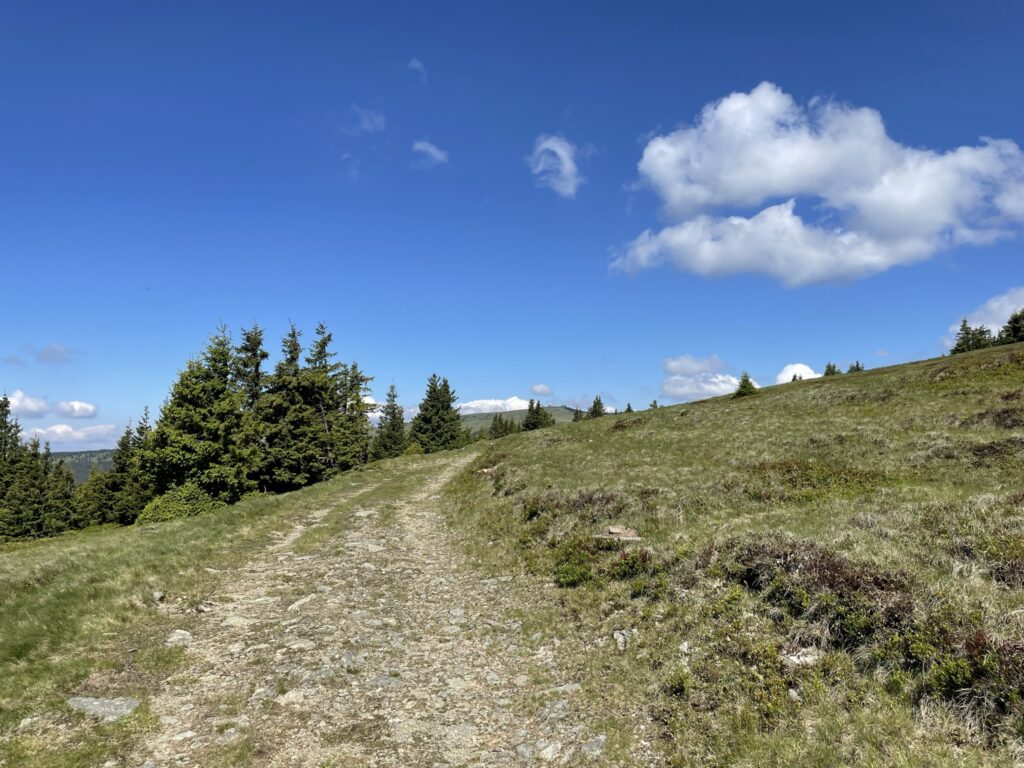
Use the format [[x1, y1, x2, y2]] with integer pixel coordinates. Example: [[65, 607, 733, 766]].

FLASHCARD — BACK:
[[53, 449, 115, 483], [458, 405, 578, 432]]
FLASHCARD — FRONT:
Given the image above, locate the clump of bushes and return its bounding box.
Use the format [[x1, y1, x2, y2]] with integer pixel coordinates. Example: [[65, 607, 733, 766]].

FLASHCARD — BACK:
[[553, 536, 597, 587], [701, 534, 913, 649], [135, 481, 225, 524], [703, 533, 1024, 733]]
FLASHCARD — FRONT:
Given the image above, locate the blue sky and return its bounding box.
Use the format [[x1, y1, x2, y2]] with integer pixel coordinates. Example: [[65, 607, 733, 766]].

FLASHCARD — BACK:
[[2, 1, 1023, 449]]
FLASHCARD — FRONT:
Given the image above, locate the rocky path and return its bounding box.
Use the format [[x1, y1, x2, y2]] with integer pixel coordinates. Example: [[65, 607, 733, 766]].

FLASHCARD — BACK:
[[133, 455, 609, 767]]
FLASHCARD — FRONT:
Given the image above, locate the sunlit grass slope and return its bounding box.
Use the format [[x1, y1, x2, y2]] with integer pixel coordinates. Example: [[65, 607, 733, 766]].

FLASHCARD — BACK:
[[445, 343, 1024, 767]]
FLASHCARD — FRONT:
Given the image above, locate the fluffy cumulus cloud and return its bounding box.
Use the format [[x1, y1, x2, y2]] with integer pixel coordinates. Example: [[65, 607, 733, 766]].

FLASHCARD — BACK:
[[660, 355, 750, 401], [775, 363, 822, 384], [412, 140, 449, 167], [56, 400, 98, 418], [9, 389, 49, 418], [24, 423, 118, 450], [531, 383, 553, 397], [457, 396, 531, 414], [947, 286, 1024, 345], [527, 134, 583, 198], [408, 57, 427, 83], [614, 82, 1024, 285]]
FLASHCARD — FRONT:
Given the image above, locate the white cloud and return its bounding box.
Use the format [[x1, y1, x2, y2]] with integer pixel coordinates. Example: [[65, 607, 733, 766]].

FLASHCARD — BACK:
[[349, 104, 386, 134], [614, 82, 1024, 285], [457, 396, 532, 414], [408, 57, 427, 83], [56, 400, 98, 418], [947, 286, 1024, 345], [775, 363, 821, 384], [412, 140, 449, 167], [527, 134, 583, 198], [8, 389, 49, 418], [659, 355, 754, 401], [24, 423, 118, 450], [531, 383, 553, 397], [663, 354, 724, 376]]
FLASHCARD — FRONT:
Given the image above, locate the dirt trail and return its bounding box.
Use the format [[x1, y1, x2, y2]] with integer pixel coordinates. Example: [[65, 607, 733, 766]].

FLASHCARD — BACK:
[[134, 455, 609, 767]]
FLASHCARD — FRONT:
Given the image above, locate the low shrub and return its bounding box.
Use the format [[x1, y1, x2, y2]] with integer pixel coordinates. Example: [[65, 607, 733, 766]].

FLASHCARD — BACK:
[[552, 536, 597, 587], [135, 482, 225, 525]]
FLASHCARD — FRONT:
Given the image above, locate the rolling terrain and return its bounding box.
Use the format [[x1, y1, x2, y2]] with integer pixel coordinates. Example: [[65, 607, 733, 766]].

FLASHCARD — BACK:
[[458, 405, 578, 432], [53, 450, 115, 484], [2, 344, 1023, 766]]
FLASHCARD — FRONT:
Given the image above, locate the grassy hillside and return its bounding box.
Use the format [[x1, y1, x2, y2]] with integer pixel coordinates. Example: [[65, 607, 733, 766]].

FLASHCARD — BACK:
[[444, 343, 1024, 766], [3, 344, 1023, 766], [458, 404, 577, 431], [53, 449, 114, 483]]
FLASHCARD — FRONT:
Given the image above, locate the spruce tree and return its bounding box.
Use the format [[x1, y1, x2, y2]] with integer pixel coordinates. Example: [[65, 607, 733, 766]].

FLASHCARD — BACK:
[[847, 361, 865, 373], [370, 384, 407, 460], [41, 456, 76, 537], [335, 361, 373, 470], [997, 308, 1024, 345], [587, 395, 606, 419], [0, 438, 46, 539], [522, 399, 553, 431], [572, 407, 583, 422], [258, 325, 324, 491], [0, 395, 23, 502], [649, 400, 658, 409], [409, 375, 462, 453], [951, 319, 994, 354], [624, 403, 633, 413], [823, 362, 841, 376], [733, 371, 758, 398], [145, 325, 251, 501]]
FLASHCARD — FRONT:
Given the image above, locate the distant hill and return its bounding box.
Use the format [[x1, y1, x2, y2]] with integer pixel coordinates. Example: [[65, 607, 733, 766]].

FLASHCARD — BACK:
[[458, 405, 578, 432], [53, 449, 115, 483]]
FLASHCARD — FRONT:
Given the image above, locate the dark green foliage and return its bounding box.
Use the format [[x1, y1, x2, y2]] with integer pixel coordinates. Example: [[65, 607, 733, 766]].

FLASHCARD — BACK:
[[370, 384, 408, 460], [608, 547, 660, 580], [135, 481, 225, 524], [823, 362, 841, 376], [996, 308, 1024, 346], [0, 399, 80, 540], [649, 400, 658, 409], [522, 399, 556, 431], [553, 537, 597, 587], [733, 371, 758, 398], [847, 360, 865, 373], [409, 374, 462, 453], [571, 407, 583, 422], [586, 395, 606, 418], [624, 403, 634, 413], [143, 326, 252, 501], [487, 413, 521, 439], [951, 318, 995, 354]]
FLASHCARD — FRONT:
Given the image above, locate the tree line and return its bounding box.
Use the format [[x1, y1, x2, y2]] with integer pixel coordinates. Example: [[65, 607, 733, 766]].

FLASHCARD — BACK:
[[0, 323, 471, 541], [951, 309, 1024, 354]]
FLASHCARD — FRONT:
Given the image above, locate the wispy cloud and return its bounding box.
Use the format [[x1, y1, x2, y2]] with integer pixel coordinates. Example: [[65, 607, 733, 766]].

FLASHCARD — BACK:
[[408, 57, 427, 83], [348, 104, 387, 135], [531, 383, 552, 397], [527, 134, 583, 198], [412, 140, 449, 168]]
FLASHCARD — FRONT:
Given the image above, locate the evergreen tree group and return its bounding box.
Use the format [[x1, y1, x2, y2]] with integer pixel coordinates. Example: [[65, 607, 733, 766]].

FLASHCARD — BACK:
[[487, 413, 522, 439], [586, 395, 606, 419], [522, 399, 556, 431], [409, 375, 463, 453], [370, 384, 408, 460], [951, 310, 1024, 354], [0, 396, 77, 540], [733, 372, 758, 398]]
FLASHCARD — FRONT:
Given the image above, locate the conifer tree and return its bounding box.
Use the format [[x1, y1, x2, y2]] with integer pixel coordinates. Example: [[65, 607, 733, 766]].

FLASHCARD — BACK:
[[335, 361, 373, 470], [522, 399, 554, 431], [587, 395, 606, 419], [733, 371, 758, 398], [649, 400, 659, 409], [409, 375, 462, 453], [258, 325, 324, 491], [847, 361, 865, 373], [823, 362, 841, 376], [41, 456, 75, 537], [997, 308, 1024, 345], [951, 319, 994, 354], [0, 438, 46, 539], [0, 395, 22, 502], [144, 325, 251, 501], [624, 403, 634, 413], [370, 384, 407, 460]]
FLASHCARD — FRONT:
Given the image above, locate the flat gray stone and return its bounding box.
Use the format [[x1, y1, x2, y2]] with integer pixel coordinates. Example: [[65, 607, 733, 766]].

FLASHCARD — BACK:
[[67, 696, 140, 721], [581, 734, 607, 759], [165, 629, 193, 647]]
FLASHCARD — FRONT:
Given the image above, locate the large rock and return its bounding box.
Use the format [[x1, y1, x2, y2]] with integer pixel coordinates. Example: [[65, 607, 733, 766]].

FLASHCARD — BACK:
[[67, 696, 140, 721]]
